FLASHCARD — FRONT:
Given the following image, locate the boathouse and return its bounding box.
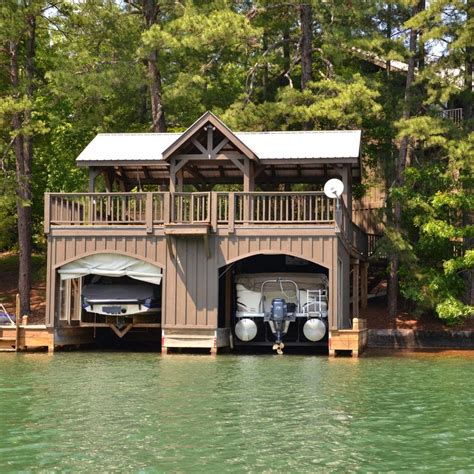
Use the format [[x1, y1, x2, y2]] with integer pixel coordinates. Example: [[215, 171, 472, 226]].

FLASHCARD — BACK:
[[43, 112, 370, 354]]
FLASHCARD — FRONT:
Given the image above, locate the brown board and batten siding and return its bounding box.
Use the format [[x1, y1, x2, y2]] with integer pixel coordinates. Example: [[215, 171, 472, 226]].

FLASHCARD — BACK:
[[45, 232, 168, 326], [162, 230, 339, 329], [46, 226, 345, 330]]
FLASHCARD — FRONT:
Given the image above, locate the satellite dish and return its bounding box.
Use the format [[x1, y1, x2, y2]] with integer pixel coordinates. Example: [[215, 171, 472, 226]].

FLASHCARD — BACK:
[[324, 179, 344, 199]]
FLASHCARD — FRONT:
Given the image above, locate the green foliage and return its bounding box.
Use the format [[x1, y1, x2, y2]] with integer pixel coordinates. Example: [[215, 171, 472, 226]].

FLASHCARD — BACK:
[[0, 181, 17, 251], [0, 0, 471, 324], [436, 297, 473, 325]]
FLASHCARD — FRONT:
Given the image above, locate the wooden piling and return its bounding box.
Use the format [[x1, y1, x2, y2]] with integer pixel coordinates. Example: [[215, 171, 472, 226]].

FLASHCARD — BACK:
[[15, 294, 20, 352]]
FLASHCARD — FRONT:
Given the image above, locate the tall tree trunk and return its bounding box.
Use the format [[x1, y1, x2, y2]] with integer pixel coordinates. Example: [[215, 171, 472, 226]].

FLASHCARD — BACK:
[[262, 32, 269, 100], [388, 4, 420, 318], [299, 3, 313, 91], [462, 2, 473, 125], [279, 10, 291, 88], [9, 13, 36, 318], [143, 0, 166, 132], [462, 1, 473, 305]]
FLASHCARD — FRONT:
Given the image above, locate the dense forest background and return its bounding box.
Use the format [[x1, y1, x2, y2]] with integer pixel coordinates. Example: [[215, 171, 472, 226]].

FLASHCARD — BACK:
[[0, 0, 472, 323]]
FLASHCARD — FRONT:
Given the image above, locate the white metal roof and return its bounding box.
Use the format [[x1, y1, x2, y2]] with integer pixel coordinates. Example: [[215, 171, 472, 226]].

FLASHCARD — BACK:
[[76, 130, 361, 164], [76, 133, 180, 163], [235, 131, 361, 159]]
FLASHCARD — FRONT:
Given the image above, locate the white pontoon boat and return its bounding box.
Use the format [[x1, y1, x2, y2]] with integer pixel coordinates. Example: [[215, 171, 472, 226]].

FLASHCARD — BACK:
[[234, 273, 328, 352]]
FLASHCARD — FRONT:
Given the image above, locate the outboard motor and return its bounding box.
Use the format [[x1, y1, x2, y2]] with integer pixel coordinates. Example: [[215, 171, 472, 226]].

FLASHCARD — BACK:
[[265, 298, 295, 354], [270, 298, 287, 344]]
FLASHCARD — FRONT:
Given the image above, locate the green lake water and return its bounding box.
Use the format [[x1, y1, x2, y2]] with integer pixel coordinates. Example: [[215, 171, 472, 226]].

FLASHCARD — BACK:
[[0, 351, 473, 473]]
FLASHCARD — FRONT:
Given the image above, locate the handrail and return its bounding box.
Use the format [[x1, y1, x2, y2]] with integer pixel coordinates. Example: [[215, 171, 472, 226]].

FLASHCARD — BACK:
[[234, 191, 334, 224], [47, 192, 165, 230], [45, 192, 369, 255], [171, 192, 210, 224]]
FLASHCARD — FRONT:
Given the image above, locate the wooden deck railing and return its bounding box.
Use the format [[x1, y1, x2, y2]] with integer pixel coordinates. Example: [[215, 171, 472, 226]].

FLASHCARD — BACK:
[[171, 192, 210, 224], [45, 191, 369, 255], [439, 108, 463, 124], [48, 193, 151, 225]]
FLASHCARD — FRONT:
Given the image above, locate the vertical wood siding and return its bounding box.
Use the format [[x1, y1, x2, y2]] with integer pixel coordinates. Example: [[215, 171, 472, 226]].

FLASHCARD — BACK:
[[47, 230, 342, 330]]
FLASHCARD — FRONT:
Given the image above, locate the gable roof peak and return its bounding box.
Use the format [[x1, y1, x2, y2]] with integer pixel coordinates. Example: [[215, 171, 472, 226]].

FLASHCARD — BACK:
[[162, 111, 258, 161]]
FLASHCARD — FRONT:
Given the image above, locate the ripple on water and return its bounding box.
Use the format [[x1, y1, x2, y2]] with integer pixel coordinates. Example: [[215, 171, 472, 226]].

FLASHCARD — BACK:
[[0, 352, 473, 472]]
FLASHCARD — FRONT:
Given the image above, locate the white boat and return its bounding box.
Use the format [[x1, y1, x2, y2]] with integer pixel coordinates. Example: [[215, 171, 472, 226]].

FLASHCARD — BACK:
[[234, 273, 329, 351]]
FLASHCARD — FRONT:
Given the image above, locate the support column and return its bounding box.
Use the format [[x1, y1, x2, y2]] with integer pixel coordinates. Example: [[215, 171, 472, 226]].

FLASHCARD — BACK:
[[352, 259, 360, 318], [88, 167, 100, 192], [104, 170, 115, 192], [243, 159, 255, 192], [361, 261, 368, 311], [243, 160, 254, 224], [176, 170, 184, 192], [225, 268, 232, 328], [340, 164, 352, 213]]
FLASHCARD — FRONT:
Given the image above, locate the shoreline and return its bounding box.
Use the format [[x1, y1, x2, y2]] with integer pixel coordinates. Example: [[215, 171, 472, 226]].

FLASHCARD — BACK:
[[367, 328, 474, 350]]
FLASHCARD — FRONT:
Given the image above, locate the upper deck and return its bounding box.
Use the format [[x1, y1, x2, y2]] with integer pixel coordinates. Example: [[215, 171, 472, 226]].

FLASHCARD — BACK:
[[44, 191, 371, 257]]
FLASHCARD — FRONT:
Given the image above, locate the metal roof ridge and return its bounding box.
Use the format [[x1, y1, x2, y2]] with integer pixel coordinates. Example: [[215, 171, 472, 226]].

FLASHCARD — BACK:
[[94, 132, 182, 136], [236, 130, 361, 135]]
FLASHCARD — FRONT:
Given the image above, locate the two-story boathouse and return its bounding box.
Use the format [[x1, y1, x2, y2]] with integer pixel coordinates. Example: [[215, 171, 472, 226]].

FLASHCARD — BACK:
[[43, 112, 370, 354]]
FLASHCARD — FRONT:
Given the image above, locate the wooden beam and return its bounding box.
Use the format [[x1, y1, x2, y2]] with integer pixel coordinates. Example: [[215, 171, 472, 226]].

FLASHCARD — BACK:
[[212, 137, 229, 155], [227, 154, 245, 174], [117, 167, 130, 191], [352, 260, 360, 318], [361, 262, 368, 310], [88, 167, 101, 192], [142, 166, 151, 181], [176, 169, 184, 192], [173, 157, 191, 175], [206, 125, 215, 154], [225, 268, 232, 328], [108, 323, 133, 339], [166, 235, 174, 259], [192, 138, 207, 155], [174, 152, 246, 161], [186, 164, 208, 186], [104, 169, 115, 192], [243, 159, 255, 192]]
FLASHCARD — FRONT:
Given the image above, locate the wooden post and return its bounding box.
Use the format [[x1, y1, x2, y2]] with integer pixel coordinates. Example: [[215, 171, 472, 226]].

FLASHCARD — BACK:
[[361, 262, 368, 310], [88, 167, 100, 192], [104, 169, 115, 192], [145, 192, 153, 233], [228, 193, 235, 233], [340, 164, 352, 214], [352, 260, 360, 318], [225, 268, 232, 329], [15, 294, 20, 352], [210, 191, 217, 232], [176, 170, 184, 192], [164, 192, 171, 224], [243, 160, 255, 192], [44, 193, 51, 234], [169, 159, 176, 193], [243, 160, 254, 224]]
